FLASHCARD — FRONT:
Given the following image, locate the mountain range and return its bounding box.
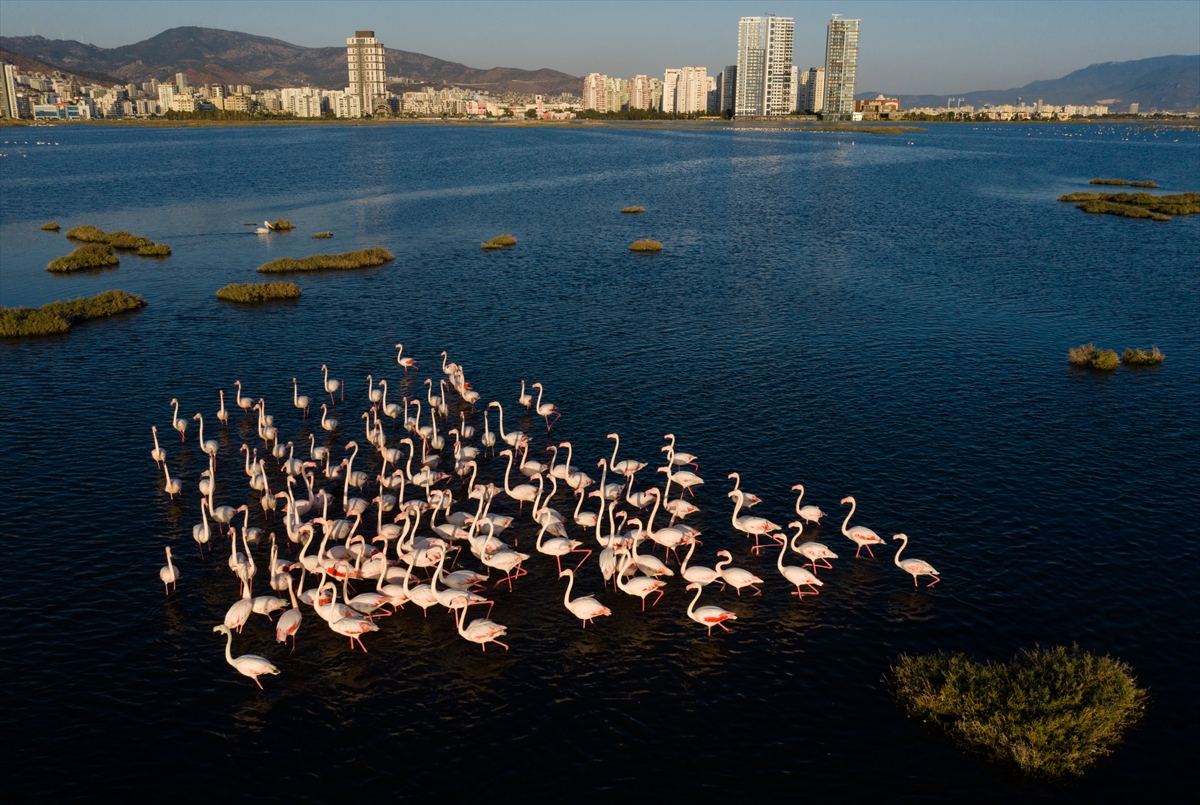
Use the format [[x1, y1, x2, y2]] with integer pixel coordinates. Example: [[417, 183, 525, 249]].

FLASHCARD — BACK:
[[0, 27, 581, 95], [859, 55, 1199, 111]]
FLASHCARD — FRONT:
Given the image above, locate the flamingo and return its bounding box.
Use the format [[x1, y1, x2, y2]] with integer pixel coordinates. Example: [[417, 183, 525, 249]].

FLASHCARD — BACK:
[[659, 464, 704, 499], [729, 490, 782, 552], [489, 401, 525, 449], [326, 586, 379, 651], [715, 550, 763, 595], [192, 498, 212, 556], [607, 432, 646, 476], [217, 389, 229, 426], [792, 484, 825, 525], [777, 537, 823, 597], [518, 380, 533, 409], [480, 409, 497, 455], [321, 364, 340, 406], [535, 518, 591, 573], [213, 625, 279, 689], [293, 378, 310, 418], [233, 380, 254, 413], [455, 601, 509, 651], [161, 462, 182, 499], [224, 580, 253, 633], [275, 574, 303, 648], [150, 426, 166, 466], [458, 411, 475, 440], [685, 582, 737, 636], [320, 403, 338, 433], [615, 549, 666, 610], [365, 375, 383, 408], [193, 413, 218, 456], [662, 434, 699, 468], [840, 496, 887, 558], [727, 472, 762, 508], [499, 449, 540, 511], [893, 534, 941, 587], [170, 398, 188, 442], [560, 569, 611, 628], [531, 382, 560, 431], [788, 522, 838, 572], [679, 538, 720, 586], [395, 343, 417, 374], [158, 546, 179, 594]]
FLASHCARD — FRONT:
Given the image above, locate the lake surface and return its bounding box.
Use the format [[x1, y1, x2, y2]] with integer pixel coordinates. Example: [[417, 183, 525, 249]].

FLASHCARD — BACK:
[[2, 121, 1197, 800]]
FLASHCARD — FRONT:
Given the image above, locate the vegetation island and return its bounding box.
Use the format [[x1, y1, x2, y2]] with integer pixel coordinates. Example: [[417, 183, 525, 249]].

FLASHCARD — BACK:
[[216, 281, 302, 303], [47, 244, 120, 273], [257, 246, 393, 273], [1059, 191, 1200, 222], [1, 290, 146, 337], [621, 206, 645, 214], [630, 239, 663, 252], [889, 645, 1146, 779], [481, 234, 517, 250]]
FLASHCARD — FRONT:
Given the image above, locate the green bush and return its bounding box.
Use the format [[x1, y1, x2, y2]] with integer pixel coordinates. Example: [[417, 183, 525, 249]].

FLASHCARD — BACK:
[[889, 646, 1147, 779], [64, 224, 111, 243], [311, 232, 333, 239], [64, 224, 168, 250], [107, 231, 153, 250], [137, 243, 171, 257], [1121, 347, 1164, 366], [40, 221, 60, 231], [1068, 343, 1119, 371], [47, 244, 119, 273], [630, 239, 663, 252], [621, 206, 645, 214], [1059, 191, 1199, 220], [269, 219, 295, 231], [481, 234, 517, 249], [1, 290, 146, 337], [257, 246, 393, 273], [217, 281, 302, 303]]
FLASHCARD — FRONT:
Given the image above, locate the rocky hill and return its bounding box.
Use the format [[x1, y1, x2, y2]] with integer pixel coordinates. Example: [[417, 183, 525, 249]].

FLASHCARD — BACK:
[[859, 55, 1200, 112], [0, 27, 581, 95]]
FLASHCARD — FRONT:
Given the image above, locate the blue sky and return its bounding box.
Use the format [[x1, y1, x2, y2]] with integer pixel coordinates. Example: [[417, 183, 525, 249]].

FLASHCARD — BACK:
[[1, 1, 1196, 95]]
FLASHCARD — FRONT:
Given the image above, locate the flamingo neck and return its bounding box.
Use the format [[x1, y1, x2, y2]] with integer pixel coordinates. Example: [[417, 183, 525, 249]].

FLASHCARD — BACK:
[[687, 584, 702, 616], [841, 499, 856, 536]]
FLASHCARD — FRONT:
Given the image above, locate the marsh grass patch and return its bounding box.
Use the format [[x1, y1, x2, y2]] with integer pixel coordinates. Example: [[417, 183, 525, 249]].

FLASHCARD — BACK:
[[217, 281, 302, 303], [257, 247, 393, 273], [1, 289, 145, 337], [630, 239, 663, 252]]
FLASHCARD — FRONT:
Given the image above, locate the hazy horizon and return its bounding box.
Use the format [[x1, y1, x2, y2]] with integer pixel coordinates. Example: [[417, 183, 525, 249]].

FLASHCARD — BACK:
[[1, 0, 1197, 96]]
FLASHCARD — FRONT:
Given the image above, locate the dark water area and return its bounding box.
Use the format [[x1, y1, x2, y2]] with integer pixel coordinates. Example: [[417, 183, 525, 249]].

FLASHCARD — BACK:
[[2, 122, 1197, 800]]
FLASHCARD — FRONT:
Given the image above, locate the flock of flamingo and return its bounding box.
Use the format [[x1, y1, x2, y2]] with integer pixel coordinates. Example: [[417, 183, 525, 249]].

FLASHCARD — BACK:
[[153, 344, 941, 690]]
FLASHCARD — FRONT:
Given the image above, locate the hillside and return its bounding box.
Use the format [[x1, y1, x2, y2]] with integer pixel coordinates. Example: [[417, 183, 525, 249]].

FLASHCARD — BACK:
[[0, 47, 123, 86], [0, 27, 581, 95], [859, 55, 1200, 112]]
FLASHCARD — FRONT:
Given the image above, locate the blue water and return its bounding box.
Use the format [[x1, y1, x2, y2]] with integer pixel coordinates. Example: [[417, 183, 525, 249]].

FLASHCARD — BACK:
[[2, 122, 1198, 800]]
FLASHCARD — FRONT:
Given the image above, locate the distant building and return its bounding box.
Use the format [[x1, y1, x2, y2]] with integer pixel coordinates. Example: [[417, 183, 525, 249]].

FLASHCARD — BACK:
[[855, 95, 900, 116], [662, 67, 709, 115], [629, 75, 656, 110], [347, 30, 387, 113], [720, 65, 737, 114], [175, 72, 189, 92], [797, 67, 824, 113], [824, 16, 860, 118], [582, 73, 607, 111], [32, 101, 92, 120], [735, 15, 793, 117], [223, 94, 254, 113], [1129, 102, 1139, 114], [1, 64, 18, 118], [706, 75, 718, 112]]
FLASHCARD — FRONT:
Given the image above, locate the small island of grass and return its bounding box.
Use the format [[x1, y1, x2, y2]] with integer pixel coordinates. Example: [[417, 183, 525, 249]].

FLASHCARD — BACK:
[[312, 232, 333, 239], [1059, 191, 1200, 221], [47, 244, 120, 273], [481, 234, 517, 250], [257, 246, 393, 273], [137, 243, 171, 257], [40, 221, 61, 231], [630, 239, 663, 252], [1089, 178, 1159, 188], [621, 206, 645, 214], [1, 289, 146, 337], [267, 219, 295, 231], [1122, 346, 1164, 366], [889, 645, 1146, 779], [217, 281, 302, 303], [65, 224, 169, 252], [1069, 343, 1119, 371]]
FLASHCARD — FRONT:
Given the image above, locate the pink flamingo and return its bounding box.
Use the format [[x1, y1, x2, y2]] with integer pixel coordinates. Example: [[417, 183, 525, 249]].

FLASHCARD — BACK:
[[840, 496, 887, 558]]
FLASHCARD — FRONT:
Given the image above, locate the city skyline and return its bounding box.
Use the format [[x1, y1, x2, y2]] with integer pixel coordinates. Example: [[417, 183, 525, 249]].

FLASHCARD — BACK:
[[0, 1, 1197, 97]]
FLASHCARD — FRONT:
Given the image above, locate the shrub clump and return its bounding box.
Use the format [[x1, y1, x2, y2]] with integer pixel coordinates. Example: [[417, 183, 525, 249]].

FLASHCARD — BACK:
[[621, 206, 645, 214], [65, 224, 166, 250], [311, 232, 333, 239], [889, 645, 1147, 779], [107, 232, 153, 250], [481, 234, 517, 250], [1088, 179, 1159, 188], [40, 221, 61, 231], [1068, 343, 1119, 371], [1059, 191, 1199, 221], [64, 224, 111, 243], [268, 219, 295, 231], [1121, 347, 1164, 366], [217, 281, 302, 303], [1, 290, 146, 337], [630, 239, 663, 252], [257, 247, 393, 273], [47, 244, 120, 273], [137, 243, 171, 257], [1130, 181, 1159, 188]]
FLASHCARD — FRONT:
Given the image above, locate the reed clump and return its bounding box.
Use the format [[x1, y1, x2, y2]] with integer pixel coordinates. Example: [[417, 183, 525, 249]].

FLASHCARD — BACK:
[[1, 289, 146, 337], [47, 244, 120, 273], [1068, 343, 1119, 371], [216, 281, 302, 303], [1130, 181, 1159, 188], [630, 239, 663, 252], [1058, 191, 1200, 221], [481, 234, 517, 250], [1088, 179, 1160, 188], [268, 219, 295, 231], [40, 221, 61, 231], [621, 206, 645, 214], [137, 243, 171, 257], [889, 646, 1146, 779], [64, 224, 110, 243], [257, 246, 393, 273], [65, 224, 167, 250], [1121, 347, 1164, 366], [311, 232, 333, 239]]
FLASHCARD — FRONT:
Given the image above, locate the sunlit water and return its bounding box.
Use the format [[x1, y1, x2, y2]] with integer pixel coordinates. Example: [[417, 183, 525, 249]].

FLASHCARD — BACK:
[[2, 122, 1197, 800]]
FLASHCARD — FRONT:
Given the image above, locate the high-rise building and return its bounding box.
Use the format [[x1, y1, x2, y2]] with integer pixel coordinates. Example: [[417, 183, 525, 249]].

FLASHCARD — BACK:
[[347, 30, 387, 114], [706, 75, 718, 113], [605, 77, 628, 113], [824, 15, 860, 118], [720, 65, 737, 115], [1, 64, 19, 119], [799, 67, 825, 113], [582, 73, 607, 111], [662, 69, 681, 114], [175, 72, 189, 91], [735, 15, 793, 117], [790, 66, 800, 113], [629, 75, 656, 110], [662, 67, 708, 115]]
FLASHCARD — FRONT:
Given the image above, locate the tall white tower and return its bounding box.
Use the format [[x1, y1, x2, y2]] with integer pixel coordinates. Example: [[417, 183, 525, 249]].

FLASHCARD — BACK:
[[347, 30, 387, 114], [735, 15, 793, 117], [824, 16, 860, 118]]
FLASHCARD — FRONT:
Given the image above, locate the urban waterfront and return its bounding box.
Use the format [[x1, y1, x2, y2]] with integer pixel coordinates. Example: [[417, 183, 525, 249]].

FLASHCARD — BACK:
[[2, 122, 1197, 799]]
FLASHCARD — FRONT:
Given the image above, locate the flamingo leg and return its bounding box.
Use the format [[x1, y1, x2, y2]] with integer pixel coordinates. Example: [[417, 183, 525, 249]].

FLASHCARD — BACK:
[[495, 640, 509, 650], [254, 677, 264, 689], [652, 589, 665, 606], [928, 576, 941, 587], [865, 545, 876, 558]]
